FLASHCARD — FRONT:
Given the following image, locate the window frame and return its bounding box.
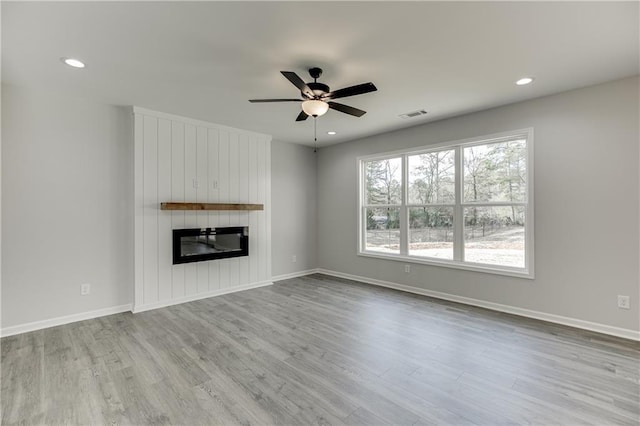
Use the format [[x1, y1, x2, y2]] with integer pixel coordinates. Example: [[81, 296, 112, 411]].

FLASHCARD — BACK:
[[357, 128, 534, 279]]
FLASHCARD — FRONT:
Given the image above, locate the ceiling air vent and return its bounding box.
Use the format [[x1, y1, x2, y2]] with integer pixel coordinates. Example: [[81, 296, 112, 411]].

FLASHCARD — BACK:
[[399, 109, 428, 119]]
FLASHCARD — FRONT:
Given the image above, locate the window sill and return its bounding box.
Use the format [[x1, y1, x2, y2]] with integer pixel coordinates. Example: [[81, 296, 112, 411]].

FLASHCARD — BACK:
[[357, 251, 534, 279]]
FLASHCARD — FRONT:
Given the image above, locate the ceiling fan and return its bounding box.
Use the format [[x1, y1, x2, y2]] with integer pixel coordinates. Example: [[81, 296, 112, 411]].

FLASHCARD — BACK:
[[249, 67, 377, 121]]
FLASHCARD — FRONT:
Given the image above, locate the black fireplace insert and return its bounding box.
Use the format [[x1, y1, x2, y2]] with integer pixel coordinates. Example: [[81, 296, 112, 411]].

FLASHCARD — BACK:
[[172, 227, 248, 265]]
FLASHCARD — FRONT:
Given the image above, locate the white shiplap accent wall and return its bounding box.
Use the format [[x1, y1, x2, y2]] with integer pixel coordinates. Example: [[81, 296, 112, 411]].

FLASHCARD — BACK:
[[133, 107, 272, 312]]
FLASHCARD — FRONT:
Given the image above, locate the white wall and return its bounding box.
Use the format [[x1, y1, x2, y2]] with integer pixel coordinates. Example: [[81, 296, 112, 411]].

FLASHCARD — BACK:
[[1, 84, 134, 331], [271, 141, 317, 279], [133, 108, 272, 312], [317, 76, 640, 336]]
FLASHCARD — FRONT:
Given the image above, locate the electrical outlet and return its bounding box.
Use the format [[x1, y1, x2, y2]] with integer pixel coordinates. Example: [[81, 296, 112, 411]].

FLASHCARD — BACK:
[[292, 255, 297, 263], [617, 295, 630, 310], [192, 178, 199, 189], [81, 283, 91, 296], [404, 264, 411, 273], [212, 180, 218, 190]]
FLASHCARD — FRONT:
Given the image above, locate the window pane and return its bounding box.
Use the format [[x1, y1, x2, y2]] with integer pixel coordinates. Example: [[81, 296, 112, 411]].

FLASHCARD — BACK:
[[463, 140, 527, 203], [464, 206, 525, 268], [409, 207, 453, 260], [365, 207, 400, 254], [365, 158, 402, 205], [408, 150, 455, 204]]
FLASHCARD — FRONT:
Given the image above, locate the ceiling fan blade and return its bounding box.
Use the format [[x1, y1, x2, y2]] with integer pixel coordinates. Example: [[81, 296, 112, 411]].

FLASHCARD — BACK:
[[323, 82, 377, 100], [295, 110, 309, 121], [328, 102, 366, 117], [249, 99, 302, 103], [281, 71, 314, 98]]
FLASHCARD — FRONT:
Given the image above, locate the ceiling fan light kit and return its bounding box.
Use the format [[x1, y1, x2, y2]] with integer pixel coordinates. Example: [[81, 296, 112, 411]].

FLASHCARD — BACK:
[[249, 67, 377, 121], [301, 99, 329, 117]]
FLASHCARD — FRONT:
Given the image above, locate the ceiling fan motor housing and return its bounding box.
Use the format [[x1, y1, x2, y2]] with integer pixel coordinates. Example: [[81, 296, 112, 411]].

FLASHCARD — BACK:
[[306, 82, 330, 98]]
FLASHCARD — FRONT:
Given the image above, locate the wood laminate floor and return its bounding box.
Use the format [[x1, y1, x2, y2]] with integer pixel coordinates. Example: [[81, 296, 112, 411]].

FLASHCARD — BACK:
[[2, 274, 639, 425]]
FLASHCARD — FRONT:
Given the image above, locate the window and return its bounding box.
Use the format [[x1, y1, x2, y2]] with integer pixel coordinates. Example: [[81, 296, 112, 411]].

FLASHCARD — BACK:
[[363, 157, 402, 254], [359, 129, 533, 278]]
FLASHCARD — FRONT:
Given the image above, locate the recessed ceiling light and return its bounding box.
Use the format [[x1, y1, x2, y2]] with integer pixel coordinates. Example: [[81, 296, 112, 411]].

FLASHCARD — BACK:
[[61, 57, 86, 68], [327, 131, 337, 135], [516, 77, 534, 86]]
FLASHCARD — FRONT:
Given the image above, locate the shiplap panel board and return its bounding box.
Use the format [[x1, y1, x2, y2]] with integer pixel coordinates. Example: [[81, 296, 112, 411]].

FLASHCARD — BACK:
[[229, 132, 239, 227], [196, 126, 208, 205], [196, 126, 209, 294], [134, 113, 144, 307], [238, 135, 250, 286], [264, 135, 272, 280], [184, 124, 198, 228], [218, 129, 231, 289], [257, 137, 267, 282], [142, 115, 159, 305], [207, 128, 220, 292], [219, 129, 230, 227], [229, 133, 240, 288], [207, 128, 219, 203], [157, 118, 173, 301], [184, 124, 198, 296], [171, 121, 186, 299], [183, 257, 197, 297], [229, 258, 240, 289], [230, 132, 240, 203], [238, 212, 250, 286], [249, 136, 259, 284], [133, 107, 271, 311]]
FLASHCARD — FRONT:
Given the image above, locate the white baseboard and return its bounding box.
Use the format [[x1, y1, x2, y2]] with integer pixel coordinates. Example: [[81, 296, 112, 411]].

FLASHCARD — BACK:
[[5, 271, 636, 342], [132, 280, 273, 313], [271, 269, 320, 282], [1, 304, 133, 338], [317, 268, 640, 342]]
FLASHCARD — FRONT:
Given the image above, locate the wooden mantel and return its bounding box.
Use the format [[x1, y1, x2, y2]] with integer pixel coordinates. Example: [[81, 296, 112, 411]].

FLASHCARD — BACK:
[[160, 202, 264, 211]]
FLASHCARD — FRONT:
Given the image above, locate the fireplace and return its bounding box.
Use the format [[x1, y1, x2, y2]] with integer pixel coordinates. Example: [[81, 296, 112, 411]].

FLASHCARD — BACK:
[[172, 227, 249, 265]]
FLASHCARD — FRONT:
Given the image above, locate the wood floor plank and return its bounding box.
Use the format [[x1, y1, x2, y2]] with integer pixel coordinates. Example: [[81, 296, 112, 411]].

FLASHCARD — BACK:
[[2, 273, 639, 425], [343, 407, 390, 426], [0, 332, 45, 424]]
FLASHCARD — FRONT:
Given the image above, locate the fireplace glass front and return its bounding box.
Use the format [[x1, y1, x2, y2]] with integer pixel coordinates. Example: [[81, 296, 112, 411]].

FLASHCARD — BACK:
[[173, 227, 248, 265]]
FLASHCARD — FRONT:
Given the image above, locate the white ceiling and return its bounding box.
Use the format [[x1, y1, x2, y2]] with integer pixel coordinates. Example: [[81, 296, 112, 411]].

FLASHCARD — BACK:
[[3, 1, 638, 147]]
